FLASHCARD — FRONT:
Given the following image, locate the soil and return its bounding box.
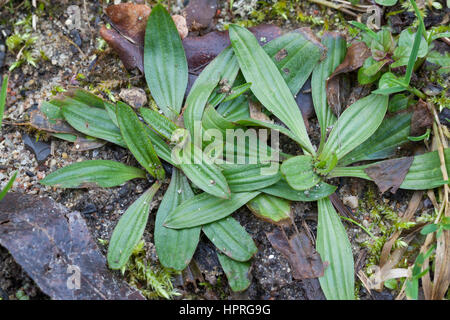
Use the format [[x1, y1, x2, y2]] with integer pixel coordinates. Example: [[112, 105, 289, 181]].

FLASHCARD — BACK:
[[0, 0, 442, 300]]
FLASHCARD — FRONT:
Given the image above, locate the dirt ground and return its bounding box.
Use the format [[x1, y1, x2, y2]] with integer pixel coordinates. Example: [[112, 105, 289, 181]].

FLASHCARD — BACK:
[[0, 0, 441, 300]]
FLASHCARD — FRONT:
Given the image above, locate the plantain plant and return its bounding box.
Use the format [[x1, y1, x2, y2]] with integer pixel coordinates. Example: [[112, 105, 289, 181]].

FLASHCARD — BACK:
[[39, 3, 449, 299]]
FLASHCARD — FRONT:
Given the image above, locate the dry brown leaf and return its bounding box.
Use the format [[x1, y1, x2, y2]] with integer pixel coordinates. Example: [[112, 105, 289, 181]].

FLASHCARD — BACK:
[[364, 156, 414, 194], [410, 100, 433, 137], [326, 42, 371, 116], [0, 193, 145, 300], [266, 228, 324, 279]]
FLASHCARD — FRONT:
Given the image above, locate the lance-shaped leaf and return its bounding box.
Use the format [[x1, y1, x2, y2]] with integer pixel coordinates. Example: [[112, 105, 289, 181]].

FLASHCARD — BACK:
[[155, 169, 200, 271], [140, 107, 179, 140], [217, 95, 250, 121], [62, 88, 107, 109], [117, 102, 164, 180], [40, 160, 146, 188], [329, 149, 450, 190], [61, 103, 126, 147], [235, 118, 301, 144], [263, 29, 324, 95], [262, 179, 337, 202], [311, 32, 346, 148], [0, 171, 17, 202], [202, 216, 257, 262], [229, 24, 315, 155], [246, 194, 291, 225], [339, 112, 412, 166], [317, 197, 354, 300], [281, 155, 322, 191], [143, 125, 175, 166], [144, 4, 187, 120], [108, 182, 161, 269], [222, 163, 281, 193], [0, 75, 9, 129], [319, 94, 388, 162], [217, 252, 251, 292], [164, 191, 260, 229], [184, 46, 239, 137]]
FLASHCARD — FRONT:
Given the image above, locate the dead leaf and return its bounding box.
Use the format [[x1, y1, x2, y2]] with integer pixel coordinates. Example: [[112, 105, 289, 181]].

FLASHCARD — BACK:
[[101, 4, 281, 75], [183, 0, 217, 31], [0, 193, 145, 300], [183, 24, 282, 75], [22, 133, 51, 164], [29, 105, 78, 135], [249, 100, 272, 123], [410, 99, 433, 137], [266, 228, 324, 279], [364, 156, 414, 194], [326, 42, 371, 116]]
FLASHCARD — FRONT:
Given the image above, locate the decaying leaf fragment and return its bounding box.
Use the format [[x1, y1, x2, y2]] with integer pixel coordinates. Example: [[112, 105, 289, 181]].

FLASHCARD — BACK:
[[364, 156, 414, 193], [266, 228, 324, 279], [410, 99, 433, 137], [326, 42, 371, 116], [0, 193, 145, 300]]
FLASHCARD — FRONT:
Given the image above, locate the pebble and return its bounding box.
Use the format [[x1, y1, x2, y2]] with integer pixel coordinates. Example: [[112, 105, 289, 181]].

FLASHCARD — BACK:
[[119, 87, 148, 109]]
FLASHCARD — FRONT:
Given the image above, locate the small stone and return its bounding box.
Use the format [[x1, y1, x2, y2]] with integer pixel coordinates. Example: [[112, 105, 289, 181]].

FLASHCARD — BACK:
[[119, 87, 148, 109], [62, 152, 68, 159], [343, 195, 358, 209], [172, 15, 188, 40]]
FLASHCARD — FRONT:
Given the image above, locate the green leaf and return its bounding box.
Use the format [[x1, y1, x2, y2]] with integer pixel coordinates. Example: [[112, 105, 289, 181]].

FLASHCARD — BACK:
[[312, 32, 346, 148], [404, 0, 426, 85], [40, 160, 146, 188], [222, 163, 281, 193], [373, 72, 407, 95], [392, 28, 428, 68], [420, 223, 439, 235], [184, 46, 239, 137], [217, 95, 250, 121], [0, 75, 8, 130], [64, 88, 106, 109], [61, 103, 126, 147], [408, 128, 430, 142], [140, 107, 179, 140], [144, 4, 187, 120], [340, 112, 412, 166], [329, 149, 450, 190], [281, 155, 322, 191], [316, 197, 354, 300], [375, 0, 397, 5], [319, 94, 389, 161], [400, 149, 450, 190], [246, 193, 291, 225], [358, 57, 385, 85], [155, 169, 201, 270], [116, 102, 164, 180], [108, 182, 161, 269], [164, 191, 260, 229], [203, 216, 257, 261], [217, 252, 251, 292], [229, 24, 314, 155], [143, 125, 175, 166], [262, 179, 337, 202], [0, 171, 17, 202], [263, 30, 324, 95]]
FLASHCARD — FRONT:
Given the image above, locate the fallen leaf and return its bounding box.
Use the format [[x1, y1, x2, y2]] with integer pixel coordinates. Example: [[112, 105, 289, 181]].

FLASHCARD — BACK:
[[29, 104, 78, 135], [326, 42, 371, 116], [410, 99, 433, 137], [364, 156, 414, 193], [183, 24, 282, 75], [22, 133, 51, 164], [295, 77, 314, 121], [0, 193, 145, 300], [101, 4, 281, 75], [183, 0, 217, 31], [266, 228, 324, 279]]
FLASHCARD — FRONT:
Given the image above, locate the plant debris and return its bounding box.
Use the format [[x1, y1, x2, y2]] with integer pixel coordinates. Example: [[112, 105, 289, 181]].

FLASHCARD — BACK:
[[0, 193, 145, 300], [364, 157, 415, 194], [266, 227, 324, 280], [326, 42, 371, 116]]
